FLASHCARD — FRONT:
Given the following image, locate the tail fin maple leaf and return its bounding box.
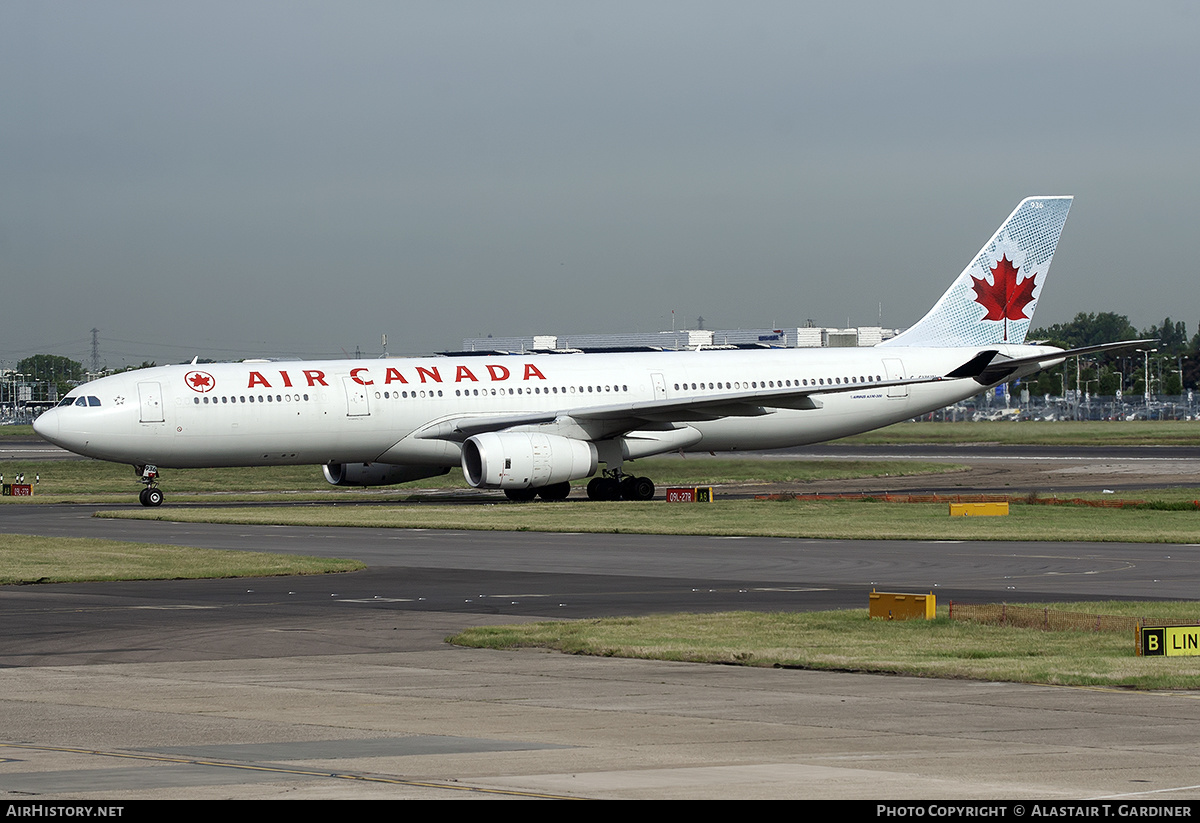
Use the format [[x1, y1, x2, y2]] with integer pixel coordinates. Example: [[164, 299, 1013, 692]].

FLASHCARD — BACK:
[[879, 196, 1070, 348], [971, 255, 1038, 342]]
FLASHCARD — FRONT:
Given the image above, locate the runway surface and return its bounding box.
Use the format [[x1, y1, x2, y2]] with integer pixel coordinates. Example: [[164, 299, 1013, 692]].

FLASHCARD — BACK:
[[3, 445, 1200, 799]]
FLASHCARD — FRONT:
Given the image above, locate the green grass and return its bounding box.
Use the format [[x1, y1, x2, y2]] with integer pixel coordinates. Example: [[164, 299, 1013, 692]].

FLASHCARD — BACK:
[[0, 457, 964, 504], [99, 495, 1200, 543], [607, 457, 963, 484], [0, 533, 363, 584], [448, 603, 1200, 690], [1, 460, 367, 497]]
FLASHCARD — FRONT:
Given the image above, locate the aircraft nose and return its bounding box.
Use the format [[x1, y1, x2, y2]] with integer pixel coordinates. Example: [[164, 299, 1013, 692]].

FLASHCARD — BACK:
[[32, 409, 58, 441]]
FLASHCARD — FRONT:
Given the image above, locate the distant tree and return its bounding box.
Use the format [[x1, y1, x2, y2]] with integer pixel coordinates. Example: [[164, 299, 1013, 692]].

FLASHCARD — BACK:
[[1183, 351, 1200, 391], [1142, 317, 1188, 356], [1098, 367, 1120, 395], [1026, 312, 1140, 394], [1029, 312, 1138, 350], [115, 361, 158, 373], [18, 355, 84, 383], [17, 354, 84, 399], [1163, 371, 1184, 396], [1137, 318, 1195, 391], [1027, 368, 1064, 398]]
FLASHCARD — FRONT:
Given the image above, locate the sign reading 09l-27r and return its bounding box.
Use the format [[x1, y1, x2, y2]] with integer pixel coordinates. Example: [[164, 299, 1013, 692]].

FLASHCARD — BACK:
[[1139, 625, 1200, 657]]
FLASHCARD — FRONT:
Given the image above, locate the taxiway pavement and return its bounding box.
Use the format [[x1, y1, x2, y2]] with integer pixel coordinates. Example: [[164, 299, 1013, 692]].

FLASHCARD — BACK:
[[2, 448, 1200, 799]]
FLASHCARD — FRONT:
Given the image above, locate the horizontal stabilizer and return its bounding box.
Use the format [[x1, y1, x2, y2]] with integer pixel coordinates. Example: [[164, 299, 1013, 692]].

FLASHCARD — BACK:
[[962, 339, 1156, 386], [945, 350, 1000, 379]]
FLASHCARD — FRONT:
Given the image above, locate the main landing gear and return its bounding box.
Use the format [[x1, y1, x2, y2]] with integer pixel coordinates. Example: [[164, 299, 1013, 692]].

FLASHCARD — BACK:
[[501, 471, 656, 502], [586, 469, 655, 501], [137, 464, 164, 507]]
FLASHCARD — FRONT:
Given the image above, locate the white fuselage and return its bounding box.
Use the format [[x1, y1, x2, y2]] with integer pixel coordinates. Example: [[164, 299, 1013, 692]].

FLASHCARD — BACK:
[[33, 344, 1055, 472]]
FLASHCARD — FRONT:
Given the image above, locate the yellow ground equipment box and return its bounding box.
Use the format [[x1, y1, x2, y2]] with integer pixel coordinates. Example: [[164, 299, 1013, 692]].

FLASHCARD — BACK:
[[869, 590, 936, 621], [949, 502, 1009, 517]]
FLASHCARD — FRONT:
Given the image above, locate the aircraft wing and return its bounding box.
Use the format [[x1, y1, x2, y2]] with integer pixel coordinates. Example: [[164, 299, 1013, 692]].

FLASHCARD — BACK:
[[569, 374, 929, 423], [417, 371, 960, 442]]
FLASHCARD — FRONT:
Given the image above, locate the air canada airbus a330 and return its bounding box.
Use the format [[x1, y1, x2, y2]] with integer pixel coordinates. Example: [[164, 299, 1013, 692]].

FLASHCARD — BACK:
[[34, 196, 1145, 506]]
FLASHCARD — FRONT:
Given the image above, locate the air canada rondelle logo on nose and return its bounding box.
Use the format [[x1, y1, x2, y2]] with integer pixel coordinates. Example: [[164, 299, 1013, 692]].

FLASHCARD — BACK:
[[185, 371, 215, 392]]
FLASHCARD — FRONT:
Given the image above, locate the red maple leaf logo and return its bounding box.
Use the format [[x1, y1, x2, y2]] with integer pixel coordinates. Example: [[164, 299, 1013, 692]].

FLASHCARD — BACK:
[[186, 371, 214, 392], [971, 255, 1038, 341]]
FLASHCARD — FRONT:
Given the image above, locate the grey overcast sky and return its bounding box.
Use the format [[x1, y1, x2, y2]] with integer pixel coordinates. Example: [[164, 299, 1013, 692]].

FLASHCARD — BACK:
[[3, 1, 1197, 368]]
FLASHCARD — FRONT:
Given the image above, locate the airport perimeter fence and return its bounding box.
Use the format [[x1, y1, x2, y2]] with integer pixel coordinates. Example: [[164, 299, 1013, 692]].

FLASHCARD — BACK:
[[944, 603, 1193, 634], [924, 394, 1199, 422], [761, 492, 1200, 509]]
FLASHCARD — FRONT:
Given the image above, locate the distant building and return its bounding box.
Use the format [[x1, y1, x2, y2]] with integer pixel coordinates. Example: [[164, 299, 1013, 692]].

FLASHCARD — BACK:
[[460, 326, 897, 353]]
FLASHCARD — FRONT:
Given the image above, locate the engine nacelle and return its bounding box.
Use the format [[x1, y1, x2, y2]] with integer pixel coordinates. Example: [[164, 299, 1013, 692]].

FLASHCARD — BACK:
[[461, 432, 597, 489], [322, 463, 451, 487]]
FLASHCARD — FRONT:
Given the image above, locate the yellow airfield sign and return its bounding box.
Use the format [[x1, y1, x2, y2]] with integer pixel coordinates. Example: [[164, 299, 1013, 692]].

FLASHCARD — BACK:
[[1138, 625, 1200, 657]]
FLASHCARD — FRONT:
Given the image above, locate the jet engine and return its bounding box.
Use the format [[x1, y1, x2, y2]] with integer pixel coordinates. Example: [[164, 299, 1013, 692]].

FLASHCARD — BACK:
[[461, 431, 597, 489], [322, 463, 451, 487]]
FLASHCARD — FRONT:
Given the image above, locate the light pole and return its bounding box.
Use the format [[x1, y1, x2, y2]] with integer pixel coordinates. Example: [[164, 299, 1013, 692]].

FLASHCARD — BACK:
[[1080, 355, 1089, 419], [1139, 348, 1156, 412], [13, 373, 24, 421]]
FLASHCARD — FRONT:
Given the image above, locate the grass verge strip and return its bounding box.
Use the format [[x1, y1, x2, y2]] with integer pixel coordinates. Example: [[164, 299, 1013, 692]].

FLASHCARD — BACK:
[[448, 603, 1200, 690], [99, 496, 1200, 543], [0, 533, 363, 585]]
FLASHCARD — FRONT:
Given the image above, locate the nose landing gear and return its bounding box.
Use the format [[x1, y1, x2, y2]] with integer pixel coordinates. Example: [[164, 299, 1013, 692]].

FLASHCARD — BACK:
[[136, 465, 164, 507], [138, 487, 164, 507]]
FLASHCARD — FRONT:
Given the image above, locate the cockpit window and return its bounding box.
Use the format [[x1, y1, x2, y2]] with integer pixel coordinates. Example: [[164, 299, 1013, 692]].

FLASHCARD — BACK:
[[57, 395, 101, 408]]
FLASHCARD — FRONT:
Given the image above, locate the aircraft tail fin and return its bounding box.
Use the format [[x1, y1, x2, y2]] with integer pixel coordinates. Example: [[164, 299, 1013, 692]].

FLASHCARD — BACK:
[[880, 196, 1072, 348]]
